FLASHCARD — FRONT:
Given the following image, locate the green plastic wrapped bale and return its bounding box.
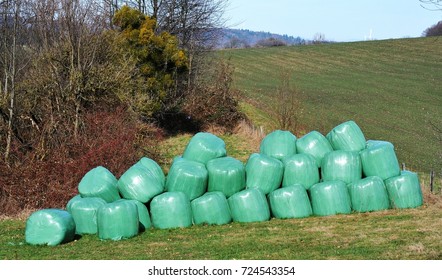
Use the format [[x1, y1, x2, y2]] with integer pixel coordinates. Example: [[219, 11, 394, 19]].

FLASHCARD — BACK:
[[135, 157, 166, 187], [268, 184, 312, 219], [150, 192, 192, 229], [309, 181, 351, 216], [260, 130, 297, 160], [66, 194, 82, 213], [326, 120, 366, 152], [282, 153, 319, 190], [120, 199, 152, 232], [70, 197, 107, 235], [296, 130, 333, 167], [25, 209, 75, 246], [228, 188, 270, 223], [97, 200, 139, 240], [360, 140, 400, 180], [321, 150, 362, 184], [348, 176, 390, 212], [78, 166, 120, 203], [165, 157, 208, 200], [207, 156, 246, 197], [191, 192, 232, 225], [385, 171, 423, 209], [117, 164, 164, 203], [182, 132, 227, 164], [245, 153, 284, 194]]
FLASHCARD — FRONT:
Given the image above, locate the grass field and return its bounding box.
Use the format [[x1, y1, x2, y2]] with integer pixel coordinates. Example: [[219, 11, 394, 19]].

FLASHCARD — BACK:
[[1, 188, 441, 260], [1, 37, 441, 260], [224, 37, 442, 173]]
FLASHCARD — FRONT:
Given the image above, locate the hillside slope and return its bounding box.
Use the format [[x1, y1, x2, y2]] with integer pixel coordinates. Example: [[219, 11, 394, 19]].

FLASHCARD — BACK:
[[225, 37, 442, 173]]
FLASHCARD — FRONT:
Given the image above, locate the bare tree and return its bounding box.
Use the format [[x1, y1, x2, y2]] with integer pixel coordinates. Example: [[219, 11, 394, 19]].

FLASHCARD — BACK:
[[273, 70, 303, 133], [420, 0, 442, 10], [1, 0, 27, 163], [423, 20, 442, 36], [313, 32, 326, 44], [27, 0, 123, 139]]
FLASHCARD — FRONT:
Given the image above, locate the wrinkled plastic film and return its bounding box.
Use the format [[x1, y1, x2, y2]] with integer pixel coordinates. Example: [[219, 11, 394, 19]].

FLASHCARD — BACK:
[[66, 194, 82, 213], [321, 150, 362, 184], [245, 153, 283, 194], [360, 140, 400, 180], [166, 157, 208, 200], [150, 192, 193, 229], [259, 130, 297, 160], [228, 188, 270, 223], [78, 166, 120, 203], [385, 171, 423, 209], [97, 200, 139, 241], [191, 192, 232, 225], [309, 181, 351, 216], [268, 184, 312, 219], [122, 199, 152, 232], [117, 164, 164, 203], [135, 157, 166, 187], [182, 132, 227, 164], [25, 209, 76, 246], [207, 156, 246, 197], [348, 176, 390, 212], [70, 197, 107, 235], [296, 130, 333, 167], [326, 120, 366, 152], [282, 153, 319, 190]]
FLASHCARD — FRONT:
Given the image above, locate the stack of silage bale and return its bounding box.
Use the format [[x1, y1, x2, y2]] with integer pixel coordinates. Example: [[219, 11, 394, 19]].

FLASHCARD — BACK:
[[25, 121, 424, 246]]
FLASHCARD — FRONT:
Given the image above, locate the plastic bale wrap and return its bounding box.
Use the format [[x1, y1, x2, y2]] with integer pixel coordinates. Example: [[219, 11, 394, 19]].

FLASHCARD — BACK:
[[321, 150, 362, 184], [268, 184, 312, 219], [296, 130, 333, 167], [282, 153, 319, 190], [135, 157, 166, 187], [66, 194, 82, 213], [70, 197, 107, 235], [118, 199, 152, 232], [25, 209, 75, 246], [348, 176, 390, 212], [165, 157, 208, 200], [309, 181, 351, 216], [191, 192, 232, 225], [385, 171, 423, 209], [259, 130, 297, 160], [182, 132, 227, 164], [97, 200, 139, 240], [78, 166, 120, 203], [117, 164, 164, 203], [207, 156, 246, 197], [150, 192, 192, 229], [227, 188, 270, 223], [245, 153, 284, 194], [326, 120, 366, 152], [360, 140, 400, 180]]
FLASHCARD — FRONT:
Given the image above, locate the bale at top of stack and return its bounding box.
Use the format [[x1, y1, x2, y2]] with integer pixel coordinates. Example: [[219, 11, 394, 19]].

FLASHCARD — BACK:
[[182, 132, 227, 164]]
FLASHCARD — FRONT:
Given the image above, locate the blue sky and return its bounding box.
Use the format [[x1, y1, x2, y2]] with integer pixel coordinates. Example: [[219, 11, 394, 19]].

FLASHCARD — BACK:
[[225, 0, 442, 42]]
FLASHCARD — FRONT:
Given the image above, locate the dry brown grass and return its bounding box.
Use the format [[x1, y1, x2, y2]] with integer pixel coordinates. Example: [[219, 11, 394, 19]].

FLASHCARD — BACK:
[[233, 119, 265, 151]]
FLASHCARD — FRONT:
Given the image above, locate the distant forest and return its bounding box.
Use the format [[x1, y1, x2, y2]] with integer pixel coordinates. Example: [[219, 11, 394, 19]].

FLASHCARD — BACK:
[[217, 28, 307, 49]]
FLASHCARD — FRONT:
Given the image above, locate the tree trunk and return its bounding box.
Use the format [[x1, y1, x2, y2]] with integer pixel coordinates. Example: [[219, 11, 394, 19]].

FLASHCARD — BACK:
[[5, 0, 19, 163]]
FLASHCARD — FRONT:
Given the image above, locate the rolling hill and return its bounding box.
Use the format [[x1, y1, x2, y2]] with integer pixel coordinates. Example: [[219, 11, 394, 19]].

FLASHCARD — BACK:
[[224, 37, 442, 173]]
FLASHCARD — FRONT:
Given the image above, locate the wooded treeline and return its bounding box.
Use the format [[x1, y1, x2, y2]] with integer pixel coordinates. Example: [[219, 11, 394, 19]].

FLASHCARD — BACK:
[[0, 0, 242, 214]]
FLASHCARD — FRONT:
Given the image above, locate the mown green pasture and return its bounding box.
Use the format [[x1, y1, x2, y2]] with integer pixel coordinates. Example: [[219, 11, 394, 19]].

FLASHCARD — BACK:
[[225, 37, 442, 173]]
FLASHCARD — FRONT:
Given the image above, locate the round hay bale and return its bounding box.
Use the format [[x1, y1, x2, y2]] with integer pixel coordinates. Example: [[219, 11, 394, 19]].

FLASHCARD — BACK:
[[245, 153, 283, 194], [268, 184, 312, 219]]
